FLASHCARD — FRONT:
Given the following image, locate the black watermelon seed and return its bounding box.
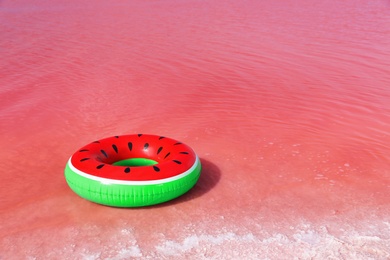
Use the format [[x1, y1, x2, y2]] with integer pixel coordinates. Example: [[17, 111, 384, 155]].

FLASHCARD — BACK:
[[128, 142, 133, 151], [179, 152, 189, 154], [153, 166, 160, 172], [114, 136, 119, 138], [96, 164, 105, 169], [173, 160, 182, 164], [159, 136, 165, 140], [112, 144, 118, 153], [157, 147, 163, 154], [138, 134, 143, 137], [80, 158, 90, 162], [79, 149, 89, 152], [144, 143, 149, 150], [164, 152, 171, 159], [101, 149, 108, 158], [174, 142, 182, 145], [124, 167, 130, 173], [93, 141, 100, 144]]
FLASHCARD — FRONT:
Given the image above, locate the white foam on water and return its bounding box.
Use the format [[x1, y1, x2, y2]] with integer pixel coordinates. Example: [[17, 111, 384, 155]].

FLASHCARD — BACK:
[[155, 232, 257, 256], [153, 222, 390, 259], [3, 219, 390, 259], [80, 252, 100, 260], [106, 247, 143, 259]]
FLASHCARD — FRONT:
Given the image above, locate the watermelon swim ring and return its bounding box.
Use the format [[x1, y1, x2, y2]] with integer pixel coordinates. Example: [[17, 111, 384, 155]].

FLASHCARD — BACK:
[[64, 134, 201, 207]]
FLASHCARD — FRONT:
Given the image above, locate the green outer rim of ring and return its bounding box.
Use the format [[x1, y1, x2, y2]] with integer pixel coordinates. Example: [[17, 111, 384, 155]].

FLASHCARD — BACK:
[[64, 159, 201, 207]]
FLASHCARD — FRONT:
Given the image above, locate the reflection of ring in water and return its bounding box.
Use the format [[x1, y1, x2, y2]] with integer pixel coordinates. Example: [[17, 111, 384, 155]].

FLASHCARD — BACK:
[[64, 134, 201, 207]]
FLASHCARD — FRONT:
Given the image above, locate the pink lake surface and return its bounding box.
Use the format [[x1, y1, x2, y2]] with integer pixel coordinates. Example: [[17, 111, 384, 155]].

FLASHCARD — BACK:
[[1, 0, 390, 258]]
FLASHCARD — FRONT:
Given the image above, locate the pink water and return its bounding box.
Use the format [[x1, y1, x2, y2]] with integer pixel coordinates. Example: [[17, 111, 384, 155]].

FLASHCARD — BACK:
[[1, 0, 390, 258]]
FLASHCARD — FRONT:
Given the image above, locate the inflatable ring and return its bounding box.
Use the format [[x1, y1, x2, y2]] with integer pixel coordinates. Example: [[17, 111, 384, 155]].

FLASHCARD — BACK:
[[64, 134, 201, 207]]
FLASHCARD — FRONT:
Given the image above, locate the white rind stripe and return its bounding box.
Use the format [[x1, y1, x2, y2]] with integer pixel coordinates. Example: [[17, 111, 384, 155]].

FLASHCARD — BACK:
[[67, 156, 200, 186]]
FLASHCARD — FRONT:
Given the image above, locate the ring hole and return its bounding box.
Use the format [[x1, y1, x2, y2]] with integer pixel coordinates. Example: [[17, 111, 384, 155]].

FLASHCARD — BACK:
[[112, 158, 158, 167]]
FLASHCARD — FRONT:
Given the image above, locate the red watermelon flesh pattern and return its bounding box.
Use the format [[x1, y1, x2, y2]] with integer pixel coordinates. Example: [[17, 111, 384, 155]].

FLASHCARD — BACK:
[[70, 134, 197, 181]]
